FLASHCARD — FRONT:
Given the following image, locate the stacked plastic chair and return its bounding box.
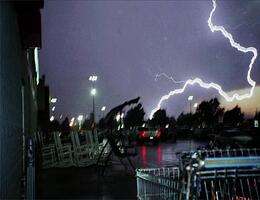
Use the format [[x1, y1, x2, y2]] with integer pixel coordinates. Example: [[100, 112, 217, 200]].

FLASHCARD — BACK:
[[85, 130, 109, 162], [70, 131, 95, 167], [53, 132, 74, 168], [36, 132, 57, 169]]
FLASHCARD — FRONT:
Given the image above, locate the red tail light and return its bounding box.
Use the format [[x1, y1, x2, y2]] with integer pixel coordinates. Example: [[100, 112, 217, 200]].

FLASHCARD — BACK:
[[140, 131, 147, 138], [156, 130, 161, 137]]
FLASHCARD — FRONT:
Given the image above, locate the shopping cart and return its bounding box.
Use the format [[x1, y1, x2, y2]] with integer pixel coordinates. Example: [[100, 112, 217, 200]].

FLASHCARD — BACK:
[[182, 148, 260, 199], [136, 167, 181, 200], [195, 168, 260, 200], [136, 148, 260, 200]]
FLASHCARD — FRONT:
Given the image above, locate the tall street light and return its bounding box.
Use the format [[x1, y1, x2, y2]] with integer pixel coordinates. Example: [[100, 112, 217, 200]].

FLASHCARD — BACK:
[[50, 116, 54, 122], [188, 96, 193, 114], [50, 97, 57, 120], [89, 75, 97, 82], [101, 106, 106, 118], [193, 102, 198, 114], [50, 97, 57, 103], [90, 88, 97, 126], [89, 75, 98, 128]]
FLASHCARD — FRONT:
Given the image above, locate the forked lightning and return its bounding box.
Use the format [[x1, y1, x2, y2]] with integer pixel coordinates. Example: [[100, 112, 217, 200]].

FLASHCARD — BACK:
[[150, 0, 257, 119]]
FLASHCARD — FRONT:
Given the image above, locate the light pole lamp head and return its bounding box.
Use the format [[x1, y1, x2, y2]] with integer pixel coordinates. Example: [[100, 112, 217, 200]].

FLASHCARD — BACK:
[[188, 96, 193, 101], [50, 116, 54, 122], [51, 98, 57, 103], [89, 75, 98, 82], [91, 88, 97, 96]]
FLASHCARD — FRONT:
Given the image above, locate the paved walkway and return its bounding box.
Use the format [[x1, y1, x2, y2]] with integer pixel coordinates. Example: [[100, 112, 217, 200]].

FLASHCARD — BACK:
[[37, 164, 137, 199], [37, 139, 207, 199]]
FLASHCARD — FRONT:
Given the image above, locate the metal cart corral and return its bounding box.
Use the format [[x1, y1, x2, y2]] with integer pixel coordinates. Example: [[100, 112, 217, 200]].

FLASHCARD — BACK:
[[136, 148, 260, 200], [136, 167, 180, 200], [195, 168, 260, 200]]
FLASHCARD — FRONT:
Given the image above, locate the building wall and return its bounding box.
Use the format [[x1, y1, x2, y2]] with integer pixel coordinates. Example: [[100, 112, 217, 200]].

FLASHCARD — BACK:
[[0, 2, 23, 198], [0, 2, 41, 198], [23, 49, 38, 136], [37, 76, 50, 133]]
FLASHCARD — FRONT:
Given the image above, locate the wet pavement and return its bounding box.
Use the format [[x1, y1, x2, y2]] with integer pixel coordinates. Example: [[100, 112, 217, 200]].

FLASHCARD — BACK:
[[37, 139, 208, 199], [136, 139, 207, 168]]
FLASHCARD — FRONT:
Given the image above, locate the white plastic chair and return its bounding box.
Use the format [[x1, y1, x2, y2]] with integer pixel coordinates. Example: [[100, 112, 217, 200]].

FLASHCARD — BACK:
[[70, 132, 95, 167], [36, 132, 57, 168], [53, 132, 74, 167], [85, 130, 110, 163]]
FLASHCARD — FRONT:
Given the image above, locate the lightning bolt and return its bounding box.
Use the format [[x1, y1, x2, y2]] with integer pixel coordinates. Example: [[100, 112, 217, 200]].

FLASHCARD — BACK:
[[155, 73, 185, 84], [149, 0, 257, 119]]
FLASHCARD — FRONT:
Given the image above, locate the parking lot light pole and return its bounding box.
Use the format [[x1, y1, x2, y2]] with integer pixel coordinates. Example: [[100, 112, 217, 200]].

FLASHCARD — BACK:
[[193, 103, 198, 112], [89, 75, 98, 128], [101, 106, 106, 118], [90, 88, 96, 126], [188, 96, 193, 114]]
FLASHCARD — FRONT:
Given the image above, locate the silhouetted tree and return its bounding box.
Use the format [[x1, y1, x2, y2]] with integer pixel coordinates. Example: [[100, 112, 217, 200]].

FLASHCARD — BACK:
[[169, 116, 176, 128], [98, 118, 106, 130], [49, 119, 60, 132], [223, 105, 244, 126], [124, 103, 145, 128], [255, 111, 260, 121], [196, 98, 223, 128], [176, 112, 194, 128], [82, 118, 93, 130], [60, 117, 70, 136], [151, 109, 169, 127]]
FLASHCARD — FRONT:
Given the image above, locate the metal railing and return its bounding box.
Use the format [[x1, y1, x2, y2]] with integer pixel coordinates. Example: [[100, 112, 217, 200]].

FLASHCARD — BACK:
[[136, 167, 180, 200], [136, 148, 260, 200], [195, 168, 260, 200]]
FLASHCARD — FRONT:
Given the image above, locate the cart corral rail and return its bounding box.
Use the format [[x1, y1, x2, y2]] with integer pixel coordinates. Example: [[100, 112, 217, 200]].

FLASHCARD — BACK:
[[136, 148, 260, 200]]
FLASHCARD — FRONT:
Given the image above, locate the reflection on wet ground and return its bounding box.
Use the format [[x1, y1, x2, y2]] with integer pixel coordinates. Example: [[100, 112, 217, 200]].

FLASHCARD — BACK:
[[136, 139, 207, 168]]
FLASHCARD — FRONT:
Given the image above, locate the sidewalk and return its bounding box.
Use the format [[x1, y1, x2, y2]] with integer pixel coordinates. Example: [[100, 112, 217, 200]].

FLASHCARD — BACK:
[[37, 164, 137, 199], [37, 140, 205, 199]]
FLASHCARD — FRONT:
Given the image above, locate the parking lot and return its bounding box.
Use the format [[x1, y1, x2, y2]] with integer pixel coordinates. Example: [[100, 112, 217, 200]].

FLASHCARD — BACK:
[[37, 139, 207, 199]]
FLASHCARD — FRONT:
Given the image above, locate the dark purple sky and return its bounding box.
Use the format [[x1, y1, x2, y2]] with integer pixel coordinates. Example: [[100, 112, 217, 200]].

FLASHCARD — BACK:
[[40, 0, 260, 119]]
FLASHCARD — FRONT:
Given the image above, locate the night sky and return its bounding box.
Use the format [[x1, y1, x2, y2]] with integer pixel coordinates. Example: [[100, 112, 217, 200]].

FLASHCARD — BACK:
[[40, 0, 260, 120]]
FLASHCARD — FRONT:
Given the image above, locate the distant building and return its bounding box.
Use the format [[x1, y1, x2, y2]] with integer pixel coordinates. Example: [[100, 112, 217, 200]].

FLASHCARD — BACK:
[[0, 1, 43, 198]]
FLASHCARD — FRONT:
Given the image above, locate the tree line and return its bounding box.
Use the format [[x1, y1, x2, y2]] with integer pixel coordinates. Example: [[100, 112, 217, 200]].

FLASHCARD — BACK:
[[48, 97, 259, 133]]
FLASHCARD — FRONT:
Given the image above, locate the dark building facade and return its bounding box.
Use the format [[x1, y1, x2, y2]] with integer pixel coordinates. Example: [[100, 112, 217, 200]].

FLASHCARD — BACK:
[[37, 75, 50, 133], [0, 1, 43, 198]]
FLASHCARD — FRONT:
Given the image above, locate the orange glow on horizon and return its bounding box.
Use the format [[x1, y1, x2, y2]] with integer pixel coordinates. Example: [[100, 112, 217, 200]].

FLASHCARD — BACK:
[[220, 86, 260, 116]]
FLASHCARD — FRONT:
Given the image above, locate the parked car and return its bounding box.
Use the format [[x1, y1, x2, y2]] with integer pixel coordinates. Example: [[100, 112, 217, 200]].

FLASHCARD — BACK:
[[137, 127, 161, 144]]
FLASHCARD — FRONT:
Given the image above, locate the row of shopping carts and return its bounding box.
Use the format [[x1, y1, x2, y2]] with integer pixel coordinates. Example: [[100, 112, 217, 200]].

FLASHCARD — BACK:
[[136, 148, 260, 200]]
